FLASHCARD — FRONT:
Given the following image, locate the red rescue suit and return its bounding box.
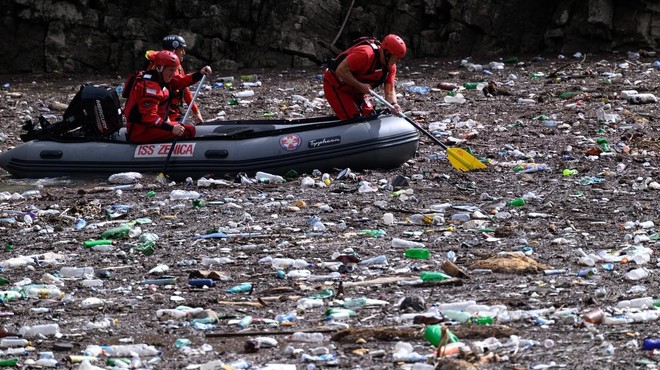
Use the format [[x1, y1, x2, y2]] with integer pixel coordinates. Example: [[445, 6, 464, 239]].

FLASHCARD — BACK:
[[323, 44, 396, 120], [124, 71, 199, 143], [146, 52, 200, 122]]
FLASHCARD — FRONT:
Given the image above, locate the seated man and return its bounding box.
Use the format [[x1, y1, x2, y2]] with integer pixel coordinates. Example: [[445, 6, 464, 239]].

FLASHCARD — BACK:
[[124, 50, 211, 143]]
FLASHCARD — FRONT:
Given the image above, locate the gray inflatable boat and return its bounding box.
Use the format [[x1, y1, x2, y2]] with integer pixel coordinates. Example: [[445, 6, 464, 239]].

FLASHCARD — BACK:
[[0, 114, 419, 180]]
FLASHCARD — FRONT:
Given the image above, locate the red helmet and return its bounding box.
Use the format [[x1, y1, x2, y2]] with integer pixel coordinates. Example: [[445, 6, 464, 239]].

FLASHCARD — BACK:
[[154, 50, 180, 67], [381, 34, 406, 58]]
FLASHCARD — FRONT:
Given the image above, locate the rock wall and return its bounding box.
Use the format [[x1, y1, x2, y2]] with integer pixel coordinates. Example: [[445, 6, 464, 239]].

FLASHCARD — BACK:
[[2, 0, 658, 74]]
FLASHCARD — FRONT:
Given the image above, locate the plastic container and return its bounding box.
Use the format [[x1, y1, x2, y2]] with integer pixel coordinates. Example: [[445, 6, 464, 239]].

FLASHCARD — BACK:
[[625, 268, 649, 281], [444, 93, 466, 104], [382, 213, 395, 225]]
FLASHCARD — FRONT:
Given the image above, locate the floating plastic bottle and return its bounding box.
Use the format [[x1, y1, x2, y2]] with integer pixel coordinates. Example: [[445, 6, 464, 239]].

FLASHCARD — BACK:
[[100, 225, 131, 239], [424, 324, 459, 347], [255, 171, 285, 184], [290, 332, 324, 343], [507, 198, 525, 207], [59, 267, 94, 278], [392, 238, 426, 249], [359, 255, 388, 265], [407, 85, 430, 94], [21, 285, 64, 299], [404, 248, 430, 259], [0, 358, 19, 367], [444, 93, 466, 104], [235, 90, 255, 98], [18, 323, 60, 338], [226, 283, 252, 294], [643, 338, 660, 350], [0, 338, 30, 347], [420, 271, 451, 282], [169, 190, 201, 200], [83, 239, 112, 248], [408, 213, 438, 225], [512, 163, 549, 174]]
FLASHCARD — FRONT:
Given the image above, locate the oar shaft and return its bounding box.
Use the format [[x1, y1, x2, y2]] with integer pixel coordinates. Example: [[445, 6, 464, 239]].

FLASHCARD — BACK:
[[369, 89, 448, 150], [181, 74, 207, 125], [163, 74, 207, 174]]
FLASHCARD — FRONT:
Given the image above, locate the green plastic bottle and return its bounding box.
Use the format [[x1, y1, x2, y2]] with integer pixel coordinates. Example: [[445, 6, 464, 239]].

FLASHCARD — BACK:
[[308, 288, 335, 299], [0, 358, 19, 367], [0, 276, 8, 286], [404, 248, 430, 259], [507, 198, 525, 207], [424, 325, 459, 347], [100, 224, 131, 239], [596, 137, 610, 152], [463, 82, 479, 90], [83, 239, 112, 248], [503, 56, 519, 64], [420, 271, 451, 282], [470, 316, 494, 325]]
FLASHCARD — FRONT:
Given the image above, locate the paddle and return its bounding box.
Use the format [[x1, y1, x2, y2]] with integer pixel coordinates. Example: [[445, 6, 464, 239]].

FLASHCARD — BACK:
[[370, 89, 486, 172], [157, 74, 207, 183]]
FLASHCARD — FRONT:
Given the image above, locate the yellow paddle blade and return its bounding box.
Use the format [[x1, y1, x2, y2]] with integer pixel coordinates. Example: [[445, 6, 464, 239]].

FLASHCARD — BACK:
[[446, 148, 487, 172], [156, 171, 169, 185]]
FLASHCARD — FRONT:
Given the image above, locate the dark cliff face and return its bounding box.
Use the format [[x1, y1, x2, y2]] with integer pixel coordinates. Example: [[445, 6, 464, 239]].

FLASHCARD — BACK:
[[2, 0, 658, 74]]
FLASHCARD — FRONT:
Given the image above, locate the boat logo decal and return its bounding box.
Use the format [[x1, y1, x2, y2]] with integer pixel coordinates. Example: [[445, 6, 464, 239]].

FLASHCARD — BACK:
[[279, 134, 302, 151], [134, 143, 196, 158], [308, 136, 341, 148]]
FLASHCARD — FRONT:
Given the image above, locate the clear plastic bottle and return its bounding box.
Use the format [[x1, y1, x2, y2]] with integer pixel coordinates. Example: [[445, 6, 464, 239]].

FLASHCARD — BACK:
[[235, 90, 255, 98], [391, 238, 425, 249], [359, 255, 388, 265], [271, 258, 309, 269], [255, 171, 285, 184], [290, 332, 324, 343], [408, 213, 437, 225], [169, 190, 201, 200], [407, 85, 430, 94], [59, 267, 94, 278], [21, 285, 64, 299], [0, 338, 30, 348], [105, 344, 160, 357], [18, 323, 60, 338], [296, 298, 324, 310]]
